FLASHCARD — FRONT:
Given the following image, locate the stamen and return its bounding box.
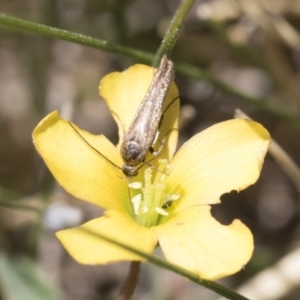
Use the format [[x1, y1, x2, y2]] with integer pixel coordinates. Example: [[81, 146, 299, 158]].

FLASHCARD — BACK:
[[131, 194, 142, 215], [167, 194, 180, 201], [128, 182, 142, 189], [155, 207, 169, 216], [133, 159, 181, 227]]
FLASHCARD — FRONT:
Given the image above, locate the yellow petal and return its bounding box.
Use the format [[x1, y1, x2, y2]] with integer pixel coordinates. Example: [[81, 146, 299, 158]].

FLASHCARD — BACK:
[[153, 206, 253, 280], [33, 111, 129, 213], [56, 210, 158, 264], [99, 63, 179, 162], [168, 119, 270, 210]]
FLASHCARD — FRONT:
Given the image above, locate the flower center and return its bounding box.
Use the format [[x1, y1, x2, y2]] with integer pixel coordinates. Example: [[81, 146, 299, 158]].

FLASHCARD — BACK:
[[128, 159, 180, 228]]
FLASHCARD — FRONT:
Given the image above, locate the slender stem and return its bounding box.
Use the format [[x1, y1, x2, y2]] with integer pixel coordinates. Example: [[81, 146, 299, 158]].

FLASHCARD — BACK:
[[269, 141, 300, 194], [0, 13, 153, 63], [81, 228, 249, 300], [235, 109, 300, 195], [154, 0, 195, 66], [175, 62, 300, 129], [0, 13, 300, 128], [118, 261, 141, 300]]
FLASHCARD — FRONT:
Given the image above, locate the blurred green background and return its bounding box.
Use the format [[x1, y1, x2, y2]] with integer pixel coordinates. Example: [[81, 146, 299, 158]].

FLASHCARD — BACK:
[[1, 0, 300, 299]]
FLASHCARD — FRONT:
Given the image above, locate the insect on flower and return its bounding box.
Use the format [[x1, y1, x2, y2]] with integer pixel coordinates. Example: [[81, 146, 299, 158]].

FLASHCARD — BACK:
[[32, 59, 271, 281], [120, 55, 175, 177], [69, 55, 177, 178]]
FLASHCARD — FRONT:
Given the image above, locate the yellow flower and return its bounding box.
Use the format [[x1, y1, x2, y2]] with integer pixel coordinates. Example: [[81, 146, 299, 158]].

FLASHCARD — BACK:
[[32, 62, 270, 280]]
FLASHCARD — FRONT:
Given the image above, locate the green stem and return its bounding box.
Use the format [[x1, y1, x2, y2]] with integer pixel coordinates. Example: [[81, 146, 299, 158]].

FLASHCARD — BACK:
[[0, 13, 152, 63], [235, 109, 300, 195], [0, 13, 299, 128], [175, 61, 300, 129], [81, 228, 249, 300], [154, 0, 195, 66]]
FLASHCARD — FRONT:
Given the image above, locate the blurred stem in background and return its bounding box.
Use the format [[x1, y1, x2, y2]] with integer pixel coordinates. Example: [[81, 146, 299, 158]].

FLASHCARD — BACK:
[[120, 1, 195, 298], [1, 2, 300, 299], [81, 227, 250, 300], [154, 0, 194, 65], [0, 13, 300, 129], [26, 0, 58, 261], [235, 109, 300, 195]]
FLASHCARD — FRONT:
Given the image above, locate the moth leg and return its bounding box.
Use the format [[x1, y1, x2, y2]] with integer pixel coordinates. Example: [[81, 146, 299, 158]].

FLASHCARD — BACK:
[[149, 95, 180, 156], [149, 128, 178, 156]]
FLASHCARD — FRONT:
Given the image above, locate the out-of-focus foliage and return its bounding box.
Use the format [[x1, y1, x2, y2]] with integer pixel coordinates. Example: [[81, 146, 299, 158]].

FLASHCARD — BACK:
[[0, 254, 58, 300], [1, 0, 300, 299]]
